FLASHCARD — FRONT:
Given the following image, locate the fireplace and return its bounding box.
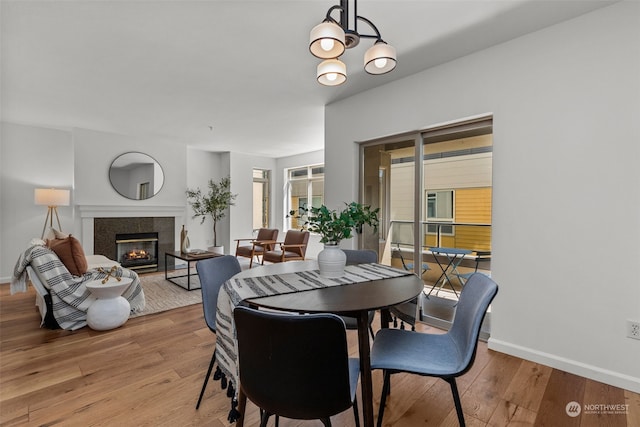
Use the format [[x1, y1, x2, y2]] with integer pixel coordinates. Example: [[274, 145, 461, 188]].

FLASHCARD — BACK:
[[92, 216, 176, 272], [115, 232, 159, 272]]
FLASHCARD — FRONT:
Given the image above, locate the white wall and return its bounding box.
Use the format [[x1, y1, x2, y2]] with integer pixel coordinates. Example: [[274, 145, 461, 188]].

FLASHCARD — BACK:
[[1, 125, 191, 279], [73, 128, 186, 207], [0, 123, 299, 277], [185, 147, 223, 251], [0, 123, 75, 278], [228, 152, 278, 251], [325, 1, 640, 392]]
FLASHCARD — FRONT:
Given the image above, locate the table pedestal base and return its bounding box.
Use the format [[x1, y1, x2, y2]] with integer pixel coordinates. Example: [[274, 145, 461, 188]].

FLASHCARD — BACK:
[[87, 296, 130, 331]]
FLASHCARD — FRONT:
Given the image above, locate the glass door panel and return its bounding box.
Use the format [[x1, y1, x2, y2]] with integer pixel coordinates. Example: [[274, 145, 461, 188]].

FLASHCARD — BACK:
[[362, 140, 417, 272]]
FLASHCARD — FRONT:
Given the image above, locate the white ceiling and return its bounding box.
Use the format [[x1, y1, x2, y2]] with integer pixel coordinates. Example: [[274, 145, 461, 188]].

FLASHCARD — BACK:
[[1, 0, 616, 158]]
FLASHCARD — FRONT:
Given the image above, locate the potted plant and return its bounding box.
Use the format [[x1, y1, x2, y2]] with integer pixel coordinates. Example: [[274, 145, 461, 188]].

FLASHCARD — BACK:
[[290, 202, 379, 277], [186, 176, 237, 254]]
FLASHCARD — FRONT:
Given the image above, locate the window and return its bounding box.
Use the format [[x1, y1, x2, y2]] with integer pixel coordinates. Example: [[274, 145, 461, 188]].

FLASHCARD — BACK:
[[426, 190, 454, 234], [253, 169, 270, 229], [287, 164, 324, 229]]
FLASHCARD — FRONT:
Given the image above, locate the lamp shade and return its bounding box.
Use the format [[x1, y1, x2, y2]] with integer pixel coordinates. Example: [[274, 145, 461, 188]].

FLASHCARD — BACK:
[[364, 41, 397, 75], [34, 188, 71, 206], [309, 21, 346, 59], [317, 59, 347, 86]]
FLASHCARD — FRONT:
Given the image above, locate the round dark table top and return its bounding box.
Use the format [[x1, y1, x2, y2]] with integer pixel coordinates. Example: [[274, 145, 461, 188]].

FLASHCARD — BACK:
[[238, 260, 424, 315]]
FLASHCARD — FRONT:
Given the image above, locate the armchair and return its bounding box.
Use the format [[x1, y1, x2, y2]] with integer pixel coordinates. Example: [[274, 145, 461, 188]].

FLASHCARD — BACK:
[[234, 228, 278, 267], [261, 230, 310, 264]]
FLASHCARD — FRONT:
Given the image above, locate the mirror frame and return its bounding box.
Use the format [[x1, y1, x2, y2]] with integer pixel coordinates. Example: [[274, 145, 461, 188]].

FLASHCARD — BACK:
[[108, 152, 165, 200]]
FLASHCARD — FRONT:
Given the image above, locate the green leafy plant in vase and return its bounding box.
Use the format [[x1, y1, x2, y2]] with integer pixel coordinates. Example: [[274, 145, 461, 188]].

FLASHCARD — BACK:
[[290, 202, 379, 277]]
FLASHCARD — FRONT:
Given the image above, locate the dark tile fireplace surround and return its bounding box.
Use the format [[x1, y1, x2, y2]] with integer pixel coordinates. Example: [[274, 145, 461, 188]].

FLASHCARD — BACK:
[[94, 217, 175, 272]]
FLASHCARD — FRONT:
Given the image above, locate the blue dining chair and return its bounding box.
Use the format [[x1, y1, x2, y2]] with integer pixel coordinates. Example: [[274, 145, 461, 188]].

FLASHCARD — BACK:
[[194, 255, 241, 409], [371, 273, 498, 427], [341, 249, 378, 339], [234, 306, 360, 427]]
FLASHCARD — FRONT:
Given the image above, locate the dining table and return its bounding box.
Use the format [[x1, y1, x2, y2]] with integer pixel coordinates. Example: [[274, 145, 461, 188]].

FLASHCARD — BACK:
[[226, 260, 424, 427]]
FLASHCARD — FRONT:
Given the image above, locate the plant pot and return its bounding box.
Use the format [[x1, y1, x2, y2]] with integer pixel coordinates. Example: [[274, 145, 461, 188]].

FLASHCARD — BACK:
[[208, 246, 224, 255], [317, 244, 346, 278]]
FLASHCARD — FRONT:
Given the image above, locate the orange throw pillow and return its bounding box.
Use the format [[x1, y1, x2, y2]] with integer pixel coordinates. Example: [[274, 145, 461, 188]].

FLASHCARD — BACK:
[[47, 236, 88, 277]]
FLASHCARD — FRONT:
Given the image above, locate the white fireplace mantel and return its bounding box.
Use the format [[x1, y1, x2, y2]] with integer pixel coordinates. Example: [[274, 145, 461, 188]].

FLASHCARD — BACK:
[[79, 205, 187, 255]]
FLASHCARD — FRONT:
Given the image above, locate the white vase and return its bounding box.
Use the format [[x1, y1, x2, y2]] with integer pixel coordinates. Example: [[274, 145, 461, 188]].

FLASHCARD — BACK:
[[180, 226, 190, 253], [317, 244, 346, 278]]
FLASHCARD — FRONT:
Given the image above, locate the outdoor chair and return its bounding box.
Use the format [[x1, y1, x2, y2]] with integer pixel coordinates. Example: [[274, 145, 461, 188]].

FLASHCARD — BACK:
[[194, 255, 242, 409], [371, 273, 498, 427], [234, 228, 278, 267], [455, 250, 492, 286], [233, 306, 360, 427]]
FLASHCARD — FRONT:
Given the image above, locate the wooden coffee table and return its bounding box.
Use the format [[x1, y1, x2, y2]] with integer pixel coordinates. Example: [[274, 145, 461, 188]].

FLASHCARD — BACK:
[[164, 250, 222, 291]]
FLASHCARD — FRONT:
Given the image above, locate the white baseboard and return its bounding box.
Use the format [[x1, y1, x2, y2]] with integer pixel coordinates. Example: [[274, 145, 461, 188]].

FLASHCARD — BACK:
[[488, 338, 640, 394]]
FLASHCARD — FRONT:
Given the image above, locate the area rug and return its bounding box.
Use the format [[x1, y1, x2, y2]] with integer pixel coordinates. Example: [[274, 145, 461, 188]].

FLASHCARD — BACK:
[[130, 272, 202, 318]]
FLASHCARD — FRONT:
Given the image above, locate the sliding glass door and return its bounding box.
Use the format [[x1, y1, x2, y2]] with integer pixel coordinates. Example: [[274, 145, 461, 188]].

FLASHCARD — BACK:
[[359, 117, 493, 297]]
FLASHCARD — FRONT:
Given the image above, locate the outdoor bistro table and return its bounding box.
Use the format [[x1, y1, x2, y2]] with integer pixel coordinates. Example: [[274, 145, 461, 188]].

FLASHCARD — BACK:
[[225, 260, 424, 427], [428, 247, 472, 298]]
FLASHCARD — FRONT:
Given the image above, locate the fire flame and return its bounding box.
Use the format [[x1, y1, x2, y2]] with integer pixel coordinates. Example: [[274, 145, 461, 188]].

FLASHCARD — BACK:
[[125, 249, 150, 260]]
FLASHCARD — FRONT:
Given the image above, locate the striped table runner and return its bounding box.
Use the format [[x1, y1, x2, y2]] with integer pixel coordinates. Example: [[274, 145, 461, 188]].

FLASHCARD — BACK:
[[214, 263, 411, 421]]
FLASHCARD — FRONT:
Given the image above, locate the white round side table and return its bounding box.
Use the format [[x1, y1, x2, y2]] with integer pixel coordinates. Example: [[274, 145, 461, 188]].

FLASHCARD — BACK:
[[86, 277, 132, 331]]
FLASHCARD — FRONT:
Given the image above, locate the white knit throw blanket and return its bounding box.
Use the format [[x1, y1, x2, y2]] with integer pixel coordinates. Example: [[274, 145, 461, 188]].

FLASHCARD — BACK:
[[214, 262, 411, 422]]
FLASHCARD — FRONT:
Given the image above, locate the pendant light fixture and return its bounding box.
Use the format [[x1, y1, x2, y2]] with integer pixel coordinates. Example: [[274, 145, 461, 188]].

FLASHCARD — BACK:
[[309, 0, 396, 86]]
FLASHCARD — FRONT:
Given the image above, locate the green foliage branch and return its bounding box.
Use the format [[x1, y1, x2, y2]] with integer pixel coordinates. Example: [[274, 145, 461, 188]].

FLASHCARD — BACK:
[[186, 176, 237, 247], [289, 202, 380, 244]]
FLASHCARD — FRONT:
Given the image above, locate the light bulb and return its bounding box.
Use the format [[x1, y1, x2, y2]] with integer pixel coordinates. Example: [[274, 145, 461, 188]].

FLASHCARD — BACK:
[[320, 38, 335, 52], [326, 73, 337, 81], [374, 57, 388, 69]]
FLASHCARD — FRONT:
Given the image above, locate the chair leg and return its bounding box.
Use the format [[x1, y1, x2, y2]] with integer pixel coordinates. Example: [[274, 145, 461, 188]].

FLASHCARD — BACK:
[[195, 349, 216, 409], [352, 397, 360, 427], [447, 378, 466, 427], [237, 388, 247, 425], [377, 371, 391, 427], [320, 418, 332, 427], [259, 410, 271, 427]]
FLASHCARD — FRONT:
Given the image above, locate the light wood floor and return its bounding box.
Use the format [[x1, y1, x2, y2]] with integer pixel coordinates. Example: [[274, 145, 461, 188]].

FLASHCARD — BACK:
[[1, 284, 639, 427]]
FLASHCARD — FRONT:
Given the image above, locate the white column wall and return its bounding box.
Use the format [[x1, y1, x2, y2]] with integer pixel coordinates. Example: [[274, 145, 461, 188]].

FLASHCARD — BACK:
[[228, 152, 278, 251], [185, 147, 223, 251], [324, 2, 640, 391]]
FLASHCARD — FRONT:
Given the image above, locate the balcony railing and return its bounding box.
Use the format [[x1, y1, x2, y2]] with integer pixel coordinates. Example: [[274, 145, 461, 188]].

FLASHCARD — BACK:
[[389, 219, 492, 251]]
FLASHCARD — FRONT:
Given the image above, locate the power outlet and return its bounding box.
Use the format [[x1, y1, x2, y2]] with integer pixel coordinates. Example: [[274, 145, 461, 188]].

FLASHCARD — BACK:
[[627, 320, 640, 340]]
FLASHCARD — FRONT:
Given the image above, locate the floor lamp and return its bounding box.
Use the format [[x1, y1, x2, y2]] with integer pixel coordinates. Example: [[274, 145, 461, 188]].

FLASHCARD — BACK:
[[35, 188, 71, 239]]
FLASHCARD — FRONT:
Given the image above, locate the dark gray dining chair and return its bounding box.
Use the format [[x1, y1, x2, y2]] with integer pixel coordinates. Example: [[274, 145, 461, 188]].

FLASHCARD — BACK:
[[233, 306, 360, 427], [341, 249, 378, 339], [194, 255, 241, 409], [371, 273, 498, 427]]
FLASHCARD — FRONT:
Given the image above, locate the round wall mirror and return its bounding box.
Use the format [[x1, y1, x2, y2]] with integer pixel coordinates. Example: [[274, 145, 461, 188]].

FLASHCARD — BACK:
[[109, 152, 165, 200]]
